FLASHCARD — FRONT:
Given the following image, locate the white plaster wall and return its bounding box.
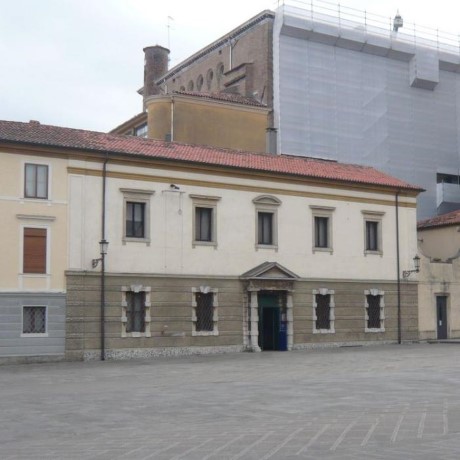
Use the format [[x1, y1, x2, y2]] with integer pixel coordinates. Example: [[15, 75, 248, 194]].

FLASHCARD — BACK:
[[69, 159, 418, 281]]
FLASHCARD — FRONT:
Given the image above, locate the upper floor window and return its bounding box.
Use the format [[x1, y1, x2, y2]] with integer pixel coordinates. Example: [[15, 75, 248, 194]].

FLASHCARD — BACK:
[[362, 211, 384, 255], [253, 195, 281, 250], [126, 202, 145, 238], [121, 188, 154, 244], [134, 123, 148, 138], [25, 163, 48, 199], [23, 227, 47, 274], [310, 206, 335, 253], [190, 194, 220, 247]]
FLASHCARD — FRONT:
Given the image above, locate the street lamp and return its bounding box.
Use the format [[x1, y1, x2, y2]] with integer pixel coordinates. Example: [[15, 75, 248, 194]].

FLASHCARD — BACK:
[[92, 239, 109, 268], [402, 254, 420, 278]]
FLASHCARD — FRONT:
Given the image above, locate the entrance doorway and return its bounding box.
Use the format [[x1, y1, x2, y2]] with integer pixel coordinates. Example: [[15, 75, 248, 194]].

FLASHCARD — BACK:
[[258, 292, 285, 351], [437, 296, 448, 340]]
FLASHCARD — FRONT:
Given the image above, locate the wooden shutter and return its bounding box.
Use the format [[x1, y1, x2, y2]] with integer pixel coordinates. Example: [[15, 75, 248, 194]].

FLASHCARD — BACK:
[[23, 228, 47, 273]]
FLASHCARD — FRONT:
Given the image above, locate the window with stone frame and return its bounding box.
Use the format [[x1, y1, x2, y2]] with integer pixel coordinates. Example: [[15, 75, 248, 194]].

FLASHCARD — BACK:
[[121, 285, 151, 337], [190, 194, 220, 247], [22, 306, 47, 335], [310, 205, 335, 253], [191, 287, 218, 336], [365, 289, 385, 332], [362, 211, 384, 255], [313, 288, 335, 333], [253, 195, 281, 250], [121, 188, 154, 244]]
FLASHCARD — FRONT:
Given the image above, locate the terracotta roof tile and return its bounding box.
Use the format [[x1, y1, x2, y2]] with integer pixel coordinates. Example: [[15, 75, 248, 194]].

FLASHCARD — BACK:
[[0, 120, 422, 192], [172, 90, 267, 107], [418, 209, 460, 229]]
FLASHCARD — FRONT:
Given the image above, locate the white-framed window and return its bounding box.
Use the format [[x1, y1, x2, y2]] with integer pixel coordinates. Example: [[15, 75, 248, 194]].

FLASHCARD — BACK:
[[365, 289, 385, 332], [190, 194, 221, 247], [21, 306, 48, 336], [134, 123, 148, 138], [313, 288, 335, 333], [24, 163, 49, 199], [121, 285, 151, 337], [362, 211, 384, 255], [253, 195, 281, 250], [191, 286, 218, 336], [121, 188, 154, 244], [310, 205, 335, 253]]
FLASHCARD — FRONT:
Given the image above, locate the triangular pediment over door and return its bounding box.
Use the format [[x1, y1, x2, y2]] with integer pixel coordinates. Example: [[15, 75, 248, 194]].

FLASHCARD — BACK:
[[241, 262, 299, 291]]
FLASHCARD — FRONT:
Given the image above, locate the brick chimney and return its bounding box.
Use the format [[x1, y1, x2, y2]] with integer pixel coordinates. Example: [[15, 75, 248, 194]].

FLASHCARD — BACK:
[[143, 45, 170, 106]]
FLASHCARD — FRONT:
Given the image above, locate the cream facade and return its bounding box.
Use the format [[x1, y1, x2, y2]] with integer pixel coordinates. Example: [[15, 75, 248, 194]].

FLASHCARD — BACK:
[[0, 146, 67, 362], [66, 153, 420, 360]]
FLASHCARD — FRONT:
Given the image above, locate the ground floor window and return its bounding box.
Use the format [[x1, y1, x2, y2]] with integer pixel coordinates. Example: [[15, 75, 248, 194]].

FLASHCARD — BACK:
[[365, 289, 385, 332], [22, 306, 47, 335], [313, 288, 335, 333], [192, 287, 218, 336], [121, 285, 151, 337]]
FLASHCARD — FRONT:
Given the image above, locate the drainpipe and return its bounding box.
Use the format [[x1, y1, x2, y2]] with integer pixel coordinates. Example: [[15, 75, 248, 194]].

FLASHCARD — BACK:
[[395, 190, 402, 344], [170, 95, 174, 142], [101, 155, 108, 360]]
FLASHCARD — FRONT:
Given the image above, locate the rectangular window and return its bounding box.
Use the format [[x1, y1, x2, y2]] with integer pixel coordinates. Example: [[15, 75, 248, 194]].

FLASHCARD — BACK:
[[367, 294, 382, 329], [366, 221, 379, 251], [195, 207, 213, 242], [313, 288, 335, 333], [314, 216, 329, 248], [134, 123, 148, 138], [196, 292, 214, 332], [258, 212, 273, 245], [23, 228, 47, 274], [126, 291, 146, 333], [192, 287, 218, 336], [365, 289, 385, 332], [126, 202, 145, 238], [315, 294, 331, 330], [25, 163, 48, 199], [23, 306, 46, 334]]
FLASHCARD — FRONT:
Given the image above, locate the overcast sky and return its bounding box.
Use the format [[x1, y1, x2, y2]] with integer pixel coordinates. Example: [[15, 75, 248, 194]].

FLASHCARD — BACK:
[[1, 0, 460, 132]]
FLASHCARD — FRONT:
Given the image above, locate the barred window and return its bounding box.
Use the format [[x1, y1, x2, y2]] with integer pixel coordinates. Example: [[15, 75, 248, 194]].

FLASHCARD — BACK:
[[365, 289, 385, 332], [192, 287, 218, 336], [313, 289, 335, 333], [23, 306, 46, 334], [196, 293, 214, 332], [315, 294, 330, 330], [121, 285, 151, 337], [126, 291, 146, 333]]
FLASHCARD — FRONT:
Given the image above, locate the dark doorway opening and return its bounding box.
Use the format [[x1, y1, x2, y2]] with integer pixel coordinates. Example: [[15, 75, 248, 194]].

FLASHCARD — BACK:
[[258, 292, 285, 351]]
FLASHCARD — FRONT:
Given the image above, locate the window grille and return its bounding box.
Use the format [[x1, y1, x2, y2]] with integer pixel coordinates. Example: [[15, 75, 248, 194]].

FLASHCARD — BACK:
[[126, 292, 146, 333], [367, 294, 381, 329], [315, 294, 331, 330], [196, 292, 214, 332], [23, 306, 46, 334]]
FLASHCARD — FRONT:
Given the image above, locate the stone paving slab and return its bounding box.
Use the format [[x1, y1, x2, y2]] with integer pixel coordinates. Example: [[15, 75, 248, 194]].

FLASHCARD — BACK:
[[1, 343, 460, 459]]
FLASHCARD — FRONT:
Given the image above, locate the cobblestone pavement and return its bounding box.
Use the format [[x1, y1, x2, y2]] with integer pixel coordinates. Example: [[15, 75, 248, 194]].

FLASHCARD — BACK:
[[2, 343, 460, 459]]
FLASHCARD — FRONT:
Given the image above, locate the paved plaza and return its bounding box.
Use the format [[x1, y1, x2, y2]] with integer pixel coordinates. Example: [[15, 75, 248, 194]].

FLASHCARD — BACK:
[[1, 343, 460, 459]]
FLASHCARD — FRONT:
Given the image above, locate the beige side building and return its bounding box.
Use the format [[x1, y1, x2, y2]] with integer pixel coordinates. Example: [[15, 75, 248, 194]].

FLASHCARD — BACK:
[[0, 122, 68, 362], [418, 210, 460, 340]]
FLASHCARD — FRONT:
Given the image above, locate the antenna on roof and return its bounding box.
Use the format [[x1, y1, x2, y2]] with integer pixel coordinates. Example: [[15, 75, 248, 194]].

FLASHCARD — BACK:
[[167, 16, 174, 56], [393, 10, 403, 32]]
